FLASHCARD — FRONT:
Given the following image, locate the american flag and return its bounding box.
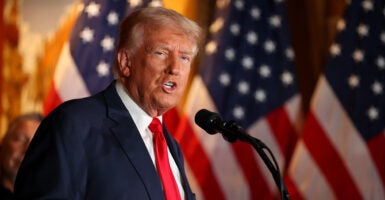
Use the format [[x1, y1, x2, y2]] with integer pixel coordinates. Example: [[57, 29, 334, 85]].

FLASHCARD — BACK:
[[285, 0, 385, 199], [170, 0, 302, 199], [43, 0, 161, 115]]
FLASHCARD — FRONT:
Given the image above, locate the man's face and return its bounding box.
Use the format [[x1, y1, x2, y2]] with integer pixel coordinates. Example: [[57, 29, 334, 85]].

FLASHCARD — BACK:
[[120, 26, 196, 116], [0, 119, 39, 182]]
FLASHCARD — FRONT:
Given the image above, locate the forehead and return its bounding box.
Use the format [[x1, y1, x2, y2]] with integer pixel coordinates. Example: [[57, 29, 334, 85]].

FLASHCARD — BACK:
[[144, 26, 196, 52]]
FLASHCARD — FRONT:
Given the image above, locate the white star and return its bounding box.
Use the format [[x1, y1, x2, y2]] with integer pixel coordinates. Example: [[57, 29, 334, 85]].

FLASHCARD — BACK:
[[348, 74, 360, 88], [79, 27, 94, 43], [264, 40, 276, 53], [259, 64, 271, 78], [219, 73, 231, 86], [210, 18, 224, 34], [336, 19, 346, 32], [107, 11, 119, 26], [241, 56, 254, 69], [238, 81, 250, 94], [209, 17, 224, 34], [254, 89, 266, 102], [330, 43, 341, 56], [281, 71, 293, 86], [352, 49, 364, 63], [234, 0, 245, 10], [269, 15, 281, 28], [128, 0, 143, 7], [100, 36, 115, 52], [250, 7, 261, 20], [371, 81, 383, 95], [96, 61, 110, 77], [205, 41, 217, 54], [246, 31, 258, 45], [376, 56, 385, 70], [367, 106, 379, 121], [285, 48, 295, 60], [230, 23, 241, 36], [85, 2, 101, 18], [362, 0, 374, 12], [357, 23, 369, 37], [225, 48, 236, 61], [233, 106, 245, 119]]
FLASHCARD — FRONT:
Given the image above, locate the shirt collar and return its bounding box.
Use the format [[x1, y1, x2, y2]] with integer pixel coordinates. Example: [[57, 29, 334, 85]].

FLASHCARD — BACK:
[[115, 81, 162, 132]]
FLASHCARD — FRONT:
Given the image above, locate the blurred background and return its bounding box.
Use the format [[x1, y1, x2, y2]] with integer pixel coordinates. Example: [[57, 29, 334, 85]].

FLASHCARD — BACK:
[[3, 0, 384, 200], [0, 0, 346, 135]]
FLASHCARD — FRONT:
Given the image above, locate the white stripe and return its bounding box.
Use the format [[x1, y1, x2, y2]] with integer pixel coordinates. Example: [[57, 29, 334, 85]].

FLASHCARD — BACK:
[[312, 76, 385, 199], [184, 163, 203, 200], [288, 140, 336, 200], [184, 76, 250, 200], [285, 95, 303, 133], [54, 42, 90, 101]]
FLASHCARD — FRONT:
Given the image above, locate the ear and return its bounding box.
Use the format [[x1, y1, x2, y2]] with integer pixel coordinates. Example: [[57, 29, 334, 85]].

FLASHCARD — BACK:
[[117, 49, 131, 77]]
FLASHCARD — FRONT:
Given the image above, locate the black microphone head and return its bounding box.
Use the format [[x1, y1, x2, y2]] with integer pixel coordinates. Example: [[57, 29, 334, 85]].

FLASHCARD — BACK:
[[194, 109, 222, 135]]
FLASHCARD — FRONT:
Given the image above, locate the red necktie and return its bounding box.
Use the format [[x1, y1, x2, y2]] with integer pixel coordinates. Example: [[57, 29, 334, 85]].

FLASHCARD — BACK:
[[148, 118, 181, 200]]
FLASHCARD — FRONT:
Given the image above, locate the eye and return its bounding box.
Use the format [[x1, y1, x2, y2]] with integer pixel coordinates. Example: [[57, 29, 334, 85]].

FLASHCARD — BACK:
[[180, 55, 191, 63], [155, 51, 164, 56]]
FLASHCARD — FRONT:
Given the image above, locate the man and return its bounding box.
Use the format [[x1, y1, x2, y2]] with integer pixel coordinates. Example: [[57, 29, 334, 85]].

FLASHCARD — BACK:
[[14, 7, 203, 200], [0, 113, 43, 200]]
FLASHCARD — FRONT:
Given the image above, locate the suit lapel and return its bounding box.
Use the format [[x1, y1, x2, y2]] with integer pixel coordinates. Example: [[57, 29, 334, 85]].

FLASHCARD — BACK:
[[103, 82, 165, 200]]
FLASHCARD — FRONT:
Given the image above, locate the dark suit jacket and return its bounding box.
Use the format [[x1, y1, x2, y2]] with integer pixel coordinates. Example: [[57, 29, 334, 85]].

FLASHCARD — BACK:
[[14, 82, 195, 200]]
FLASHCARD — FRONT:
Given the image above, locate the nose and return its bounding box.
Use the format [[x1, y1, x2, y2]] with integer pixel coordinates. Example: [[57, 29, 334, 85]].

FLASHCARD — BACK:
[[166, 56, 181, 75]]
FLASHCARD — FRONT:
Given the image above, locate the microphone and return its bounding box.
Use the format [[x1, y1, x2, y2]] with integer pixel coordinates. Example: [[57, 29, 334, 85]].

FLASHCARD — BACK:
[[194, 109, 223, 135], [194, 109, 241, 142]]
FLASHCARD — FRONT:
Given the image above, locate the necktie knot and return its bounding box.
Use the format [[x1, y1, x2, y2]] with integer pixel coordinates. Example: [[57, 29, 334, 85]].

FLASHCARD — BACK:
[[149, 118, 163, 136]]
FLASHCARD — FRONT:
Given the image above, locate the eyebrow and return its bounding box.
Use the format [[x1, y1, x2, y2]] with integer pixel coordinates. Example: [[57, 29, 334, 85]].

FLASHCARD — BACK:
[[146, 44, 195, 56]]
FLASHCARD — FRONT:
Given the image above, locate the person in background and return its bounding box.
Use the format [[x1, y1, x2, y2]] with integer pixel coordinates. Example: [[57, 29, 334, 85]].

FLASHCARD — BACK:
[[14, 6, 203, 200], [0, 113, 43, 200]]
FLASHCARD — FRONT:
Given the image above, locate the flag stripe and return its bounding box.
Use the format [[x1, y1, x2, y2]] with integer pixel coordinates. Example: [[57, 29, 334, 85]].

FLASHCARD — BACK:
[[289, 76, 385, 199], [313, 77, 385, 199], [367, 132, 385, 196], [266, 105, 297, 165], [232, 142, 275, 199], [176, 115, 226, 200], [303, 112, 363, 199], [287, 141, 336, 199]]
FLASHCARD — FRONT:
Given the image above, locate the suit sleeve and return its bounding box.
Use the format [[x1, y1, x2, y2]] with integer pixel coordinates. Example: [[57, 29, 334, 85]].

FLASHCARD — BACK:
[[14, 107, 87, 199]]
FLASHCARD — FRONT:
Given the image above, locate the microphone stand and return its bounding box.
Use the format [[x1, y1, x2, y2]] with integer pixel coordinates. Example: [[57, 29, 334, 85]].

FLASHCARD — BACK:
[[219, 121, 290, 200]]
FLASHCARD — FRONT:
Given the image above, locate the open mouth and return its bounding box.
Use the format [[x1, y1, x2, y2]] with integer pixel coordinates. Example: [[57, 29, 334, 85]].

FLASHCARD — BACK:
[[163, 81, 177, 92]]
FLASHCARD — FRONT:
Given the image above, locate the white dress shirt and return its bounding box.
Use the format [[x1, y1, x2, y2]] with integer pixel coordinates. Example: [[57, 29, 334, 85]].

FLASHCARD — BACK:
[[115, 81, 185, 199]]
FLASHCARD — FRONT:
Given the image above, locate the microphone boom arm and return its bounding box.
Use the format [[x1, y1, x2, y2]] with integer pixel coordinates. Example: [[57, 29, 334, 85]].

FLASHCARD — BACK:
[[212, 120, 290, 200]]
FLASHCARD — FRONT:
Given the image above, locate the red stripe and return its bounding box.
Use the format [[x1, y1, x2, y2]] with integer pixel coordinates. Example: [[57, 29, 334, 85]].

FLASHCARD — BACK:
[[367, 131, 385, 195], [303, 112, 363, 199], [174, 115, 225, 200], [266, 106, 298, 168], [232, 142, 275, 199], [284, 176, 305, 200], [164, 108, 181, 134], [43, 82, 63, 116]]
